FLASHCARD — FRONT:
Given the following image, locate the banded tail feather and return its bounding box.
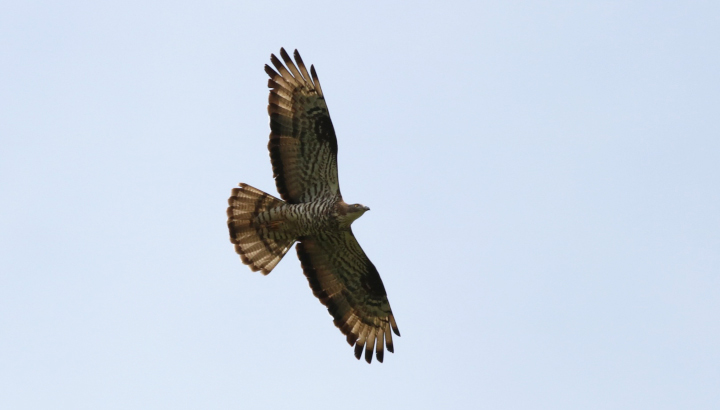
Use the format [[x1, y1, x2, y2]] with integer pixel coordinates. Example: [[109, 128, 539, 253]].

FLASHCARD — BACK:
[[227, 183, 295, 275]]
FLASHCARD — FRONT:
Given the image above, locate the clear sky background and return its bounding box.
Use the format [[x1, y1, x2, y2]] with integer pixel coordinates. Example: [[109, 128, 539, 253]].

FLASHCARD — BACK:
[[1, 1, 718, 409]]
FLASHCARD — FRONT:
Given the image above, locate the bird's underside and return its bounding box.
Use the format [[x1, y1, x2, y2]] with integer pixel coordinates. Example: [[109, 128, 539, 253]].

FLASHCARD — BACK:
[[227, 48, 399, 363]]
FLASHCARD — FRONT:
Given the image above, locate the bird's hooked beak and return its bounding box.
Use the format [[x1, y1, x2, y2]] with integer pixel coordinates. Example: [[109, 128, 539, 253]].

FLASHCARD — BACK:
[[363, 206, 370, 211]]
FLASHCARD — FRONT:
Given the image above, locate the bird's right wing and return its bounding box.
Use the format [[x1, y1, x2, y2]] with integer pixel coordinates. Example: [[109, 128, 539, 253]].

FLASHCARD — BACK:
[[266, 48, 341, 204]]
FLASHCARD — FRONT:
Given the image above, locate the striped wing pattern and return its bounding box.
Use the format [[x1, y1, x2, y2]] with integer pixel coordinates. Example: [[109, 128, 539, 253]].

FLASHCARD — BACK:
[[296, 231, 400, 363], [266, 49, 341, 204]]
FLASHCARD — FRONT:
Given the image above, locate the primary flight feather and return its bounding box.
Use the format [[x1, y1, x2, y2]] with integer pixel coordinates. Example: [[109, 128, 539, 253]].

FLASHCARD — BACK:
[[227, 48, 400, 363]]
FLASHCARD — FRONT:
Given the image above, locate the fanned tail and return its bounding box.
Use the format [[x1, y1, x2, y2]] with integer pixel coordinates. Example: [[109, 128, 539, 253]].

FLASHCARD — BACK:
[[227, 183, 295, 274]]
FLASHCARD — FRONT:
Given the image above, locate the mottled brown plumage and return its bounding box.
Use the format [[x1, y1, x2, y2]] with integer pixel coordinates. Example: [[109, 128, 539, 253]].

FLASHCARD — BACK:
[[227, 49, 399, 363]]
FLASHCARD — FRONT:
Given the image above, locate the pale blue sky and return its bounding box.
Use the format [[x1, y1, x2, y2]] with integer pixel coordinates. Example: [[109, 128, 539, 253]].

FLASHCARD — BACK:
[[1, 1, 719, 409]]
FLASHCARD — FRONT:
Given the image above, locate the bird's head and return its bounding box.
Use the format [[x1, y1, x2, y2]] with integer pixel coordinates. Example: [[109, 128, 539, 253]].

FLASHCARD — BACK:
[[337, 202, 370, 228]]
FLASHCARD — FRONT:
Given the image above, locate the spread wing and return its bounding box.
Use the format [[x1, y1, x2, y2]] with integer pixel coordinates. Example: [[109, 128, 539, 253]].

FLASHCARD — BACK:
[[296, 231, 400, 363], [266, 48, 340, 204]]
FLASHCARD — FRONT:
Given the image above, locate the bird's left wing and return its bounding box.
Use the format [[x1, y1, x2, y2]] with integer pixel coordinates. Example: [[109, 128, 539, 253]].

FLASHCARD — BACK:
[[296, 231, 400, 363]]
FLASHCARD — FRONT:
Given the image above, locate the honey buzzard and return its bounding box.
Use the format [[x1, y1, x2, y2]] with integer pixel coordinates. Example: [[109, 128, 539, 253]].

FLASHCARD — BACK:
[[227, 49, 400, 363]]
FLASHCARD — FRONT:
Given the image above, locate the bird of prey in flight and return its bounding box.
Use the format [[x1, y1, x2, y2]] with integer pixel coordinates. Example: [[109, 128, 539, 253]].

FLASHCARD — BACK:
[[227, 48, 400, 363]]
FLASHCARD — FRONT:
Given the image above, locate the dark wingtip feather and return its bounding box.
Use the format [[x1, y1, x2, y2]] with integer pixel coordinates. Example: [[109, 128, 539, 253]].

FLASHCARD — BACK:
[[270, 54, 283, 71], [309, 64, 323, 96], [264, 64, 278, 79], [377, 349, 384, 363], [390, 316, 400, 336], [354, 343, 363, 360], [293, 50, 312, 85], [386, 341, 394, 353], [279, 47, 291, 64], [365, 334, 376, 364], [279, 48, 300, 79]]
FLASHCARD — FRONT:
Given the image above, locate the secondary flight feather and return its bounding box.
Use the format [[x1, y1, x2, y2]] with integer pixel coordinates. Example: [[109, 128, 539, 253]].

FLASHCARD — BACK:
[[227, 48, 400, 363]]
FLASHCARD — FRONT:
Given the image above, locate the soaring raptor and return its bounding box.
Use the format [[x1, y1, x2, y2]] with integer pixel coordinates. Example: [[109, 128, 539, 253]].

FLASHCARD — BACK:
[[227, 49, 400, 363]]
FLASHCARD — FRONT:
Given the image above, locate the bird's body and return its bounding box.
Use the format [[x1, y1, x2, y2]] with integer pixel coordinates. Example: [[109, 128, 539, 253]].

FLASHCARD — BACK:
[[259, 198, 336, 235], [227, 49, 399, 363]]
